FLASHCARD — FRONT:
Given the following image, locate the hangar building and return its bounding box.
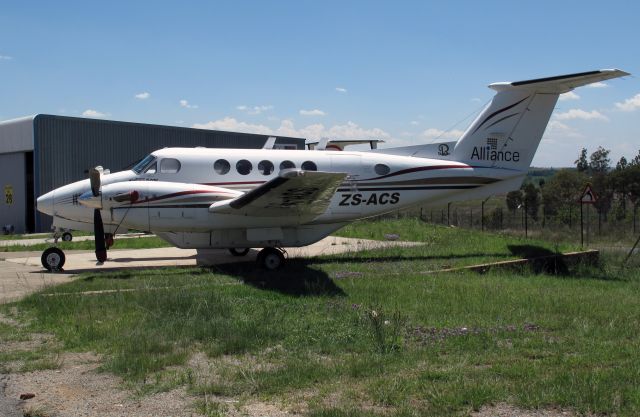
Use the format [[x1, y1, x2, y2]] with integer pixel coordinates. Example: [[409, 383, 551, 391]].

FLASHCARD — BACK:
[[0, 114, 305, 233]]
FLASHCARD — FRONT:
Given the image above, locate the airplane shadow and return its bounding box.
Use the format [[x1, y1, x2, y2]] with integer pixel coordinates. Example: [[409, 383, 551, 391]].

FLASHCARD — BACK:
[[506, 244, 569, 275], [208, 259, 346, 297], [309, 252, 508, 265]]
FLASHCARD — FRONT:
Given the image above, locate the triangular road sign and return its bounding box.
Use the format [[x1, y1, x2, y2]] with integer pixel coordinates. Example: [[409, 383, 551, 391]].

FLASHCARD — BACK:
[[580, 184, 597, 204]]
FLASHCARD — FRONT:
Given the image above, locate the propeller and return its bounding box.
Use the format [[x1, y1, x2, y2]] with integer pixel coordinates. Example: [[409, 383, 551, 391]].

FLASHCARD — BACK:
[[89, 166, 107, 263]]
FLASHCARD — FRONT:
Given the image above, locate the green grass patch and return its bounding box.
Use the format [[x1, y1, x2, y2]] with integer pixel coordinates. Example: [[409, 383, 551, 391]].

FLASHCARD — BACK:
[[2, 220, 640, 416]]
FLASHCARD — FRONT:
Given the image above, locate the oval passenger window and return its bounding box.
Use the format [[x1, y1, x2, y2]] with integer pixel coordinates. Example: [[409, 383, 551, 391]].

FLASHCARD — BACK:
[[214, 159, 230, 175], [374, 164, 390, 176], [301, 161, 317, 171], [280, 160, 295, 170], [258, 160, 274, 175], [236, 159, 253, 175], [160, 158, 181, 174]]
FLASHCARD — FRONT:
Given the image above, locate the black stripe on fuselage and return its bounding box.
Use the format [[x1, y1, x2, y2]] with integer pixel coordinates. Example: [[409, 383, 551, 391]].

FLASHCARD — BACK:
[[336, 185, 479, 192]]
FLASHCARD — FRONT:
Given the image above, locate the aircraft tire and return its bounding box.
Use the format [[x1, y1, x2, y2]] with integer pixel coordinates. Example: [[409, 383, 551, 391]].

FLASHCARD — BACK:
[[41, 247, 66, 271], [258, 247, 285, 270], [229, 248, 250, 257], [61, 232, 73, 242]]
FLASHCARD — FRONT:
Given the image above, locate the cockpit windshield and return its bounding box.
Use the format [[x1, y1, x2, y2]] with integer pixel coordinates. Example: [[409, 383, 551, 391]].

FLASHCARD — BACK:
[[132, 154, 157, 174]]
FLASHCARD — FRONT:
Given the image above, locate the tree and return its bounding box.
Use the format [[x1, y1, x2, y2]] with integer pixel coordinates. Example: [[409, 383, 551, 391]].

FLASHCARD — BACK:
[[506, 190, 523, 214], [522, 183, 540, 221], [616, 156, 628, 171], [540, 169, 588, 226], [589, 146, 611, 174], [575, 148, 589, 172]]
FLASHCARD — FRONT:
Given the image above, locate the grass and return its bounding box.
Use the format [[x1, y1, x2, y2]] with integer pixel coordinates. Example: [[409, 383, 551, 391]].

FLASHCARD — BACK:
[[1, 219, 640, 416], [0, 235, 171, 252]]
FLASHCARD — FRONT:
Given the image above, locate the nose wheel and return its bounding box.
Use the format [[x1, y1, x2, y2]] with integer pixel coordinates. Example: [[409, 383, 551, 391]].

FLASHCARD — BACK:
[[256, 247, 286, 270], [41, 247, 66, 271]]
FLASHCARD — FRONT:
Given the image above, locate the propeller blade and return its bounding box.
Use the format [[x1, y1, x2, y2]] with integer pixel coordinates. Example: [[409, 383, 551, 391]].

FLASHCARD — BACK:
[[89, 167, 102, 197], [93, 209, 107, 263]]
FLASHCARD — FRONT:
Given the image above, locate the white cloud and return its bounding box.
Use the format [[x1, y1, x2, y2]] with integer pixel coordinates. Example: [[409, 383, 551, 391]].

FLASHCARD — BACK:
[[0, 55, 12, 60], [470, 97, 482, 103], [422, 128, 465, 140], [335, 87, 347, 93], [134, 92, 150, 100], [554, 108, 608, 121], [559, 91, 580, 101], [586, 82, 608, 88], [180, 99, 198, 109], [615, 93, 640, 112], [82, 109, 108, 118], [410, 121, 419, 126], [299, 109, 326, 116], [236, 104, 273, 115], [193, 118, 390, 141]]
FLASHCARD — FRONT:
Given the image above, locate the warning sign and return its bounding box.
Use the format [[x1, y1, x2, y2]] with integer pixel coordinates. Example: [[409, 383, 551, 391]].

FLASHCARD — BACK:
[[4, 185, 13, 205], [580, 184, 597, 204]]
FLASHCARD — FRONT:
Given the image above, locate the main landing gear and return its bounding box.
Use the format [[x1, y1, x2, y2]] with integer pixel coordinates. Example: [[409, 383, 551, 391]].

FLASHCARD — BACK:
[[256, 247, 286, 270]]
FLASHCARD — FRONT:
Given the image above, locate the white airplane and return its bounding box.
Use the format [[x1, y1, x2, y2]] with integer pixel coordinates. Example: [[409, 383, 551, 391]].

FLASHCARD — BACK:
[[36, 69, 628, 270]]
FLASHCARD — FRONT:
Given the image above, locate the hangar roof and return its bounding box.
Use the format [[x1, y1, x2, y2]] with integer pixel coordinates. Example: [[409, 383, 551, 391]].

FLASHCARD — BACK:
[[0, 115, 35, 154]]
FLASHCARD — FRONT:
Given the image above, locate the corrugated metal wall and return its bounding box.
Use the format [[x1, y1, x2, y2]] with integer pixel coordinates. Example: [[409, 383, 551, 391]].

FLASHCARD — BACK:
[[33, 114, 304, 231]]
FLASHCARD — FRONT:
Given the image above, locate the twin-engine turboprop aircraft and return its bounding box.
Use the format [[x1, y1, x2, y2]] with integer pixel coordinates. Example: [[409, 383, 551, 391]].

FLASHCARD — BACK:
[[36, 69, 628, 270]]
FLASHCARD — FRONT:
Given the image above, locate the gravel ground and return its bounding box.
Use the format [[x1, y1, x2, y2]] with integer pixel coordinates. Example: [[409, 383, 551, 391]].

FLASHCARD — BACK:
[[3, 352, 201, 417]]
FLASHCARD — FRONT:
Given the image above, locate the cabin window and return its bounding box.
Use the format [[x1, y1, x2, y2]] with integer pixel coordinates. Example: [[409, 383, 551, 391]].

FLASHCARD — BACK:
[[144, 162, 157, 174], [258, 160, 274, 175], [236, 159, 253, 175], [214, 159, 230, 175], [374, 164, 390, 176], [301, 161, 317, 171], [280, 160, 295, 170], [160, 158, 181, 174]]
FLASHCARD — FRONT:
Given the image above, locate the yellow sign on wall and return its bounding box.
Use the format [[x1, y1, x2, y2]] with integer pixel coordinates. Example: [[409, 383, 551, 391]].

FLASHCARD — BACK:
[[4, 185, 13, 205]]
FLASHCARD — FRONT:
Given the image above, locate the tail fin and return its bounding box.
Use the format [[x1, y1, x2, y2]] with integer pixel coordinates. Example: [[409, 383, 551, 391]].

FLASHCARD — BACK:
[[452, 69, 629, 170]]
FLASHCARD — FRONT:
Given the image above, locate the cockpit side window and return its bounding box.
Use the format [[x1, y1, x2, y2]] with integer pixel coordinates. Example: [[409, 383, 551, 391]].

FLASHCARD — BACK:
[[132, 154, 156, 174], [144, 162, 157, 174], [160, 158, 181, 174]]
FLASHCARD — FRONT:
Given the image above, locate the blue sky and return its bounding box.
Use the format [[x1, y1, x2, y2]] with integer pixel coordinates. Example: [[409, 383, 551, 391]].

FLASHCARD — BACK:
[[1, 0, 638, 167]]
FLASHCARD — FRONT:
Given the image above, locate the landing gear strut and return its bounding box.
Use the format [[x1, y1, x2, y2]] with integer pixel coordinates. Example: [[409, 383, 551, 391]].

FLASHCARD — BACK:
[[41, 247, 66, 271], [256, 247, 286, 270]]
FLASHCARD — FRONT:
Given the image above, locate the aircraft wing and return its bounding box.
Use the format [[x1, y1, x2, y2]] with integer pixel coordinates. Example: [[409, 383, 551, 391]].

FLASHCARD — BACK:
[[208, 169, 347, 221]]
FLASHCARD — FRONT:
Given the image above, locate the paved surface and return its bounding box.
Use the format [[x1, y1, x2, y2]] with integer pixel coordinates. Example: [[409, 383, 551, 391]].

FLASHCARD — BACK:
[[0, 233, 150, 247], [1, 237, 420, 302]]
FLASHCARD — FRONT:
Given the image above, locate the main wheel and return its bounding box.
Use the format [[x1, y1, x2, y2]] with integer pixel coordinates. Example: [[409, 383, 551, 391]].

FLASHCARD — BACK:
[[229, 248, 250, 257], [61, 232, 73, 242], [41, 247, 66, 271], [257, 247, 285, 270]]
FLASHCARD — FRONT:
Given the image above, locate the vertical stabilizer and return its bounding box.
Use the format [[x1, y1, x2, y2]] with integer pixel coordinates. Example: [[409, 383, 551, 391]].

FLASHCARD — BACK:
[[452, 69, 628, 171]]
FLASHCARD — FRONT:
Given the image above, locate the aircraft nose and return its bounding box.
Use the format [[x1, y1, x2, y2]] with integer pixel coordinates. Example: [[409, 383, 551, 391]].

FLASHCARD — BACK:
[[36, 190, 55, 216]]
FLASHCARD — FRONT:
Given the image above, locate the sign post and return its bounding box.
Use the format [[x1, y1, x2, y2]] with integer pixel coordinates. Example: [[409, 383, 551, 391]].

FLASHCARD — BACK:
[[580, 184, 597, 248]]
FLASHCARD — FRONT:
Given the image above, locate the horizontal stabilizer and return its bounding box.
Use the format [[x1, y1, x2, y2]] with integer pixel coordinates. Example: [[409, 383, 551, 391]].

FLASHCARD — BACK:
[[489, 69, 629, 93]]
